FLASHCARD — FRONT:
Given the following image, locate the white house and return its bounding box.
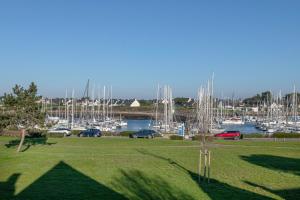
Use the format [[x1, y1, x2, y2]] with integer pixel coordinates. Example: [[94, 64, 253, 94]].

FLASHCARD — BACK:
[[251, 107, 259, 113], [130, 99, 140, 107]]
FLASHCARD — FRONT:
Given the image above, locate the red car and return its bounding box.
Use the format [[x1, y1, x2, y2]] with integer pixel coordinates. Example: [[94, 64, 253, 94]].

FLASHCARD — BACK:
[[214, 131, 242, 140]]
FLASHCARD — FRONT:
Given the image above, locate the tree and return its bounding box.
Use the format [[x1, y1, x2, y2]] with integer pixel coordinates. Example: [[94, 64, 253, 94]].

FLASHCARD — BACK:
[[261, 91, 272, 103], [284, 93, 300, 105], [243, 91, 272, 106], [174, 97, 189, 106], [2, 82, 45, 152]]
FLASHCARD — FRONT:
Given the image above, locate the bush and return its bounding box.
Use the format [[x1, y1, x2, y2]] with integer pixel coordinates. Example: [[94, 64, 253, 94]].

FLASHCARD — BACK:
[[120, 131, 135, 137], [71, 130, 81, 136], [191, 135, 214, 142], [27, 129, 47, 138], [0, 130, 21, 137], [163, 132, 177, 135], [272, 133, 300, 138], [102, 132, 114, 136], [45, 132, 64, 138], [0, 129, 47, 137], [243, 133, 266, 138], [170, 135, 184, 140]]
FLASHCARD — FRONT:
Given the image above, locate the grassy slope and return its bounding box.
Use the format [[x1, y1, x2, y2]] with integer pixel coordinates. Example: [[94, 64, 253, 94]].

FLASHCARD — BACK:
[[0, 137, 299, 200]]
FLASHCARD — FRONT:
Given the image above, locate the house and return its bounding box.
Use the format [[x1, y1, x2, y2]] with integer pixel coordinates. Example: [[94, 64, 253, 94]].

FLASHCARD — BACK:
[[130, 99, 140, 107]]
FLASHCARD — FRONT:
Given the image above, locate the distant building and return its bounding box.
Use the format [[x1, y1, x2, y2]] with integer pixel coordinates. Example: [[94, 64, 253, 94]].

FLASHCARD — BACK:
[[251, 107, 259, 113], [130, 99, 140, 107]]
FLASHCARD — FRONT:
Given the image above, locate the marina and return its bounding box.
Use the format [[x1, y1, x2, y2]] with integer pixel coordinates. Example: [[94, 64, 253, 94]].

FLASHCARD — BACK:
[[43, 79, 300, 136], [1, 1, 300, 200], [114, 119, 262, 134]]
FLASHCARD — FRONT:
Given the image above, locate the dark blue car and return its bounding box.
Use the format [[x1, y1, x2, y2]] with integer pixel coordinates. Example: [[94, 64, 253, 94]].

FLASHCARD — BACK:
[[129, 129, 160, 139], [78, 129, 102, 137]]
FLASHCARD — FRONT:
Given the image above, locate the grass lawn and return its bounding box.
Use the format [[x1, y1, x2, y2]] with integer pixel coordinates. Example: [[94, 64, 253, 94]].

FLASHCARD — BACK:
[[0, 137, 299, 200]]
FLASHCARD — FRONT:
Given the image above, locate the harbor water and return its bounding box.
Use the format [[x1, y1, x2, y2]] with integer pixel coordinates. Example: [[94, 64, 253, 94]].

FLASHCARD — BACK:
[[121, 120, 261, 134]]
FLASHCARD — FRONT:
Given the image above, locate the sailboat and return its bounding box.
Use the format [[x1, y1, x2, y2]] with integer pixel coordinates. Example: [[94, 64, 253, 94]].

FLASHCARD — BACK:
[[222, 117, 245, 125]]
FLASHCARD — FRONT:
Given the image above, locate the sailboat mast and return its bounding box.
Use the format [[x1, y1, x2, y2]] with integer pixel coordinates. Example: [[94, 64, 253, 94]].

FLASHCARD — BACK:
[[103, 86, 106, 121], [98, 86, 101, 120], [155, 84, 160, 127], [71, 89, 75, 129], [92, 84, 95, 122], [210, 73, 214, 132], [110, 86, 113, 119], [65, 89, 68, 120]]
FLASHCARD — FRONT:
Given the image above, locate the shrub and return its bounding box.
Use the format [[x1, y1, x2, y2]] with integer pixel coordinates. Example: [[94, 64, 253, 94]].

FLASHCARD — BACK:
[[45, 132, 64, 138], [243, 133, 266, 138], [191, 135, 214, 142], [120, 131, 135, 137], [0, 130, 21, 137], [272, 133, 300, 138], [102, 132, 114, 136], [71, 130, 82, 136], [27, 129, 48, 138], [163, 132, 177, 135], [0, 129, 47, 137], [170, 135, 184, 140]]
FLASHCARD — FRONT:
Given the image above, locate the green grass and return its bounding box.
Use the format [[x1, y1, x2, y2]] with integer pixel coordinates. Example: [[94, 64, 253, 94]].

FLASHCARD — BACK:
[[0, 137, 299, 200]]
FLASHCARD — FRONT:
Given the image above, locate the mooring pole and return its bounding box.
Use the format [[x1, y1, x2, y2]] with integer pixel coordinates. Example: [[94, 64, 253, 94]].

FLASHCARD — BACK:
[[198, 150, 202, 183], [208, 151, 211, 183], [204, 149, 207, 182]]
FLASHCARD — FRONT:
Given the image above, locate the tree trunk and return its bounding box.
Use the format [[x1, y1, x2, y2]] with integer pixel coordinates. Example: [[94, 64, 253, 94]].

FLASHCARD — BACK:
[[17, 129, 26, 153]]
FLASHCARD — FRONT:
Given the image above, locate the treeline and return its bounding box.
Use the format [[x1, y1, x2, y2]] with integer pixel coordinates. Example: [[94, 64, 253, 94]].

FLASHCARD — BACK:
[[243, 91, 300, 106]]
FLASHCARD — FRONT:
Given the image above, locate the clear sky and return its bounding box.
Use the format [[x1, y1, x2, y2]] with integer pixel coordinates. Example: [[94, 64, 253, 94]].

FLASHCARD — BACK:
[[0, 0, 300, 99]]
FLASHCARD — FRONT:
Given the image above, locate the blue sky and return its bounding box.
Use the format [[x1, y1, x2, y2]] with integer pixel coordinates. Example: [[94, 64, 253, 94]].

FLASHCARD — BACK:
[[0, 0, 300, 99]]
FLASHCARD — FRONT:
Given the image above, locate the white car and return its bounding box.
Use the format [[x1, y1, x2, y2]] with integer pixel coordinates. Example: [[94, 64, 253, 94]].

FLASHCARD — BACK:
[[48, 128, 71, 136]]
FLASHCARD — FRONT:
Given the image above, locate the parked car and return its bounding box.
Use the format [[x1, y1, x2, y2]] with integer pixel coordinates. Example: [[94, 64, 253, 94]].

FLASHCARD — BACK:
[[78, 129, 102, 137], [214, 131, 242, 140], [129, 129, 160, 139], [48, 128, 71, 136]]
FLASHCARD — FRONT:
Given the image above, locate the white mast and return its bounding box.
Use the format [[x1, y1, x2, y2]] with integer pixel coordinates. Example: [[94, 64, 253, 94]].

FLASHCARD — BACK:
[[98, 86, 101, 120], [110, 86, 113, 119], [65, 89, 68, 120], [103, 86, 106, 121], [169, 86, 173, 127], [71, 89, 75, 129], [92, 84, 95, 122], [210, 73, 214, 132], [164, 85, 168, 133], [155, 84, 160, 128]]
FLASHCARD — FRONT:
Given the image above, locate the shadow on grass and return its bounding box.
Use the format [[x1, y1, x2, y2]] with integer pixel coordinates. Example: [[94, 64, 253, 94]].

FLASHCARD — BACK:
[[5, 136, 56, 152], [137, 149, 273, 200], [241, 154, 300, 200], [244, 181, 300, 200], [0, 174, 21, 200], [112, 169, 196, 200], [240, 154, 300, 176], [0, 161, 201, 200], [0, 161, 127, 200]]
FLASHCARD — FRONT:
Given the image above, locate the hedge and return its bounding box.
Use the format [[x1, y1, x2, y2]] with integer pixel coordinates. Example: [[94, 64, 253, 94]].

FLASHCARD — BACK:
[[119, 131, 135, 137], [71, 130, 82, 136], [191, 135, 214, 142], [243, 133, 266, 138], [169, 135, 184, 140], [102, 132, 115, 136], [272, 133, 300, 138], [45, 132, 65, 138]]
